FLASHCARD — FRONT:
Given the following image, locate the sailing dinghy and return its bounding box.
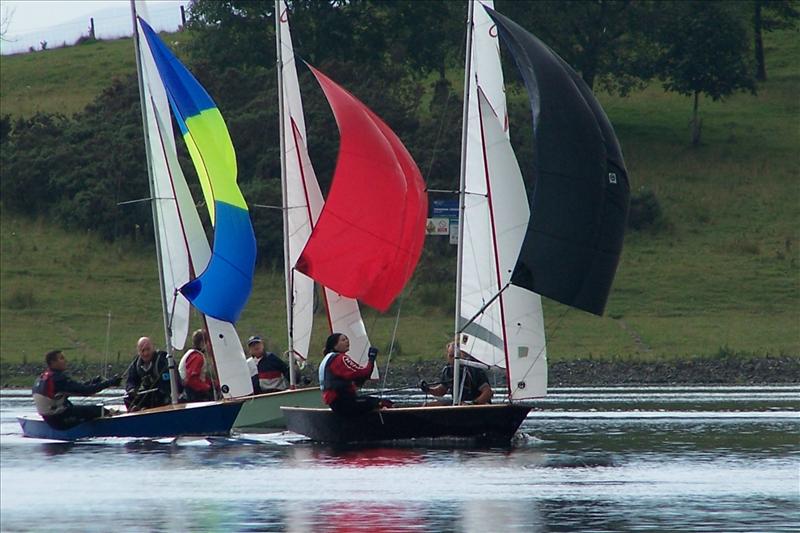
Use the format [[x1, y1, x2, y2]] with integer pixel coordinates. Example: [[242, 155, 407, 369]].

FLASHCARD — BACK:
[[19, 1, 258, 440], [282, 0, 629, 445], [234, 0, 381, 430]]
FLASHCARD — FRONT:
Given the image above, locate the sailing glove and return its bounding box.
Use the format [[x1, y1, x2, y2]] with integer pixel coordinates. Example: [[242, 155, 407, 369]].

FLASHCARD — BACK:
[[368, 347, 379, 361]]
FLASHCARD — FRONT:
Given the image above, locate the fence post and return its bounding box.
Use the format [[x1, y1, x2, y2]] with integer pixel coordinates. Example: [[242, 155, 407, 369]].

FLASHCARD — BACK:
[[180, 5, 186, 29], [89, 17, 95, 39]]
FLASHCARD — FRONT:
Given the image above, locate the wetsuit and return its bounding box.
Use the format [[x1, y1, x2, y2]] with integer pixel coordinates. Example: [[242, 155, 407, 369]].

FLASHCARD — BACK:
[[319, 351, 377, 416], [124, 351, 172, 410], [32, 370, 116, 429]]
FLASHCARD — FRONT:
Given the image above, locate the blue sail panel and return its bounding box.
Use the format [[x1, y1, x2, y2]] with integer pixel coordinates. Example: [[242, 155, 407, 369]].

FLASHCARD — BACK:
[[180, 202, 257, 323]]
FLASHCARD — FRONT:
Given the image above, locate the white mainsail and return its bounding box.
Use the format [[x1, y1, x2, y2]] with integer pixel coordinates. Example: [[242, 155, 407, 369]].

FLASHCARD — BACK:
[[136, 5, 252, 398], [278, 1, 374, 371], [459, 0, 547, 399]]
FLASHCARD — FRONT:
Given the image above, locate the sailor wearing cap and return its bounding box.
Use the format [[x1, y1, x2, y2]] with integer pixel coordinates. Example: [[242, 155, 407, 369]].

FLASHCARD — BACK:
[[246, 335, 291, 394]]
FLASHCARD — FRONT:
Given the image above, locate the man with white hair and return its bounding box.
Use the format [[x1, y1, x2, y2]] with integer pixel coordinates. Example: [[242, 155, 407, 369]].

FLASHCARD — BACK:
[[124, 336, 172, 410]]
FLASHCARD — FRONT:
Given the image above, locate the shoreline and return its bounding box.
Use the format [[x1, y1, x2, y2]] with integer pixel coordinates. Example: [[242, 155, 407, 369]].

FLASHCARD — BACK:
[[3, 355, 798, 389]]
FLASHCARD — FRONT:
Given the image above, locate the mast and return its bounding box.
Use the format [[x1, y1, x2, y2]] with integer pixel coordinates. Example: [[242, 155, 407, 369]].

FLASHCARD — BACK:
[[276, 0, 297, 388], [129, 0, 179, 404], [453, 0, 475, 406]]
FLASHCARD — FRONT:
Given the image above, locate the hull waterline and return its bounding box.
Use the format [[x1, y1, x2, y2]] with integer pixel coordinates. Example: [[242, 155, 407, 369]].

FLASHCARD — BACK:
[[233, 387, 324, 430], [281, 403, 531, 445], [18, 400, 243, 441]]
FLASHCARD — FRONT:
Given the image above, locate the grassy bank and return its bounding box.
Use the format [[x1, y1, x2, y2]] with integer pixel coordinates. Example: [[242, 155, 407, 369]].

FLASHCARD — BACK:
[[1, 30, 798, 377], [0, 32, 188, 118]]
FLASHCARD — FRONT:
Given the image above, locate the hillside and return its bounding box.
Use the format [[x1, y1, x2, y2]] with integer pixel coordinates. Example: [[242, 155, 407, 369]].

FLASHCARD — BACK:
[[0, 33, 189, 118], [1, 29, 798, 375]]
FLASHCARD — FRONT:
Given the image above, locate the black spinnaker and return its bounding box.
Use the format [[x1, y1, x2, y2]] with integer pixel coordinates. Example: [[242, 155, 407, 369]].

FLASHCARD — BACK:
[[485, 7, 630, 316]]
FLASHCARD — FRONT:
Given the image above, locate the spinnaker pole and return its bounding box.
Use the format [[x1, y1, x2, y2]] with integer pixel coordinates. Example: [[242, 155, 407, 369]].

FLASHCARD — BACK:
[[130, 0, 180, 404], [453, 0, 476, 406], [276, 0, 297, 388]]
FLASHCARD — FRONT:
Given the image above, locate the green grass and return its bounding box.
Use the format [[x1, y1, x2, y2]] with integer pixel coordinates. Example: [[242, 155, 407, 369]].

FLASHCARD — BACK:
[[1, 30, 798, 371], [0, 32, 190, 118]]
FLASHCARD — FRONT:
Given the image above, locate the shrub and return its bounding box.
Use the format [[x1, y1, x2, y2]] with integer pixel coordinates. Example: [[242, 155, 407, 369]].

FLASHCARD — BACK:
[[628, 186, 668, 232], [5, 288, 36, 310]]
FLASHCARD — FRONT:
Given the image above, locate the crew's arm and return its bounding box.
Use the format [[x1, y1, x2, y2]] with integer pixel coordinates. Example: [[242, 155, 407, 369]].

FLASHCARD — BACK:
[[427, 384, 447, 397], [57, 373, 112, 396], [124, 359, 139, 393], [329, 354, 374, 382], [277, 355, 291, 381], [472, 383, 493, 405]]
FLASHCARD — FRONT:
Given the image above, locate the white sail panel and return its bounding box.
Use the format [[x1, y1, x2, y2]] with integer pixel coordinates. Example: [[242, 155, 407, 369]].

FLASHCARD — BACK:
[[459, 0, 510, 368], [502, 285, 547, 399], [205, 316, 254, 398], [280, 1, 372, 370], [473, 88, 547, 399], [472, 0, 508, 134]]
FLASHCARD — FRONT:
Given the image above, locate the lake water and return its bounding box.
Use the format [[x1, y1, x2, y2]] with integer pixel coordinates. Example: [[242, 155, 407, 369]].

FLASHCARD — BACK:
[[1, 386, 798, 532]]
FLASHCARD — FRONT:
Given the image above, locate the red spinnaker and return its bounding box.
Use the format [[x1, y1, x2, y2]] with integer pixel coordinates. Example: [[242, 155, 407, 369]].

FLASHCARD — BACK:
[[295, 65, 428, 312]]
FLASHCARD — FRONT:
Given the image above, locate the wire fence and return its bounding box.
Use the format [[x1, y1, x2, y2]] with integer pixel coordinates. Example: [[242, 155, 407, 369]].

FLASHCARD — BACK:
[[1, 2, 187, 56]]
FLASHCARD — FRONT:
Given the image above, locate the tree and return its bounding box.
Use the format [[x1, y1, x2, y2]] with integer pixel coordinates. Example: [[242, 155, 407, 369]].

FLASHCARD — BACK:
[[0, 5, 14, 42], [753, 0, 800, 81], [496, 0, 658, 95], [186, 0, 463, 79], [654, 1, 756, 145]]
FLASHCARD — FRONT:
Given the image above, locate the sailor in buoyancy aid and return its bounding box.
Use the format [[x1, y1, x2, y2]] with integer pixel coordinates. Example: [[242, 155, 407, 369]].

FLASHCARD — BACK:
[[32, 350, 121, 429], [124, 336, 173, 410], [318, 333, 390, 416], [178, 329, 216, 402]]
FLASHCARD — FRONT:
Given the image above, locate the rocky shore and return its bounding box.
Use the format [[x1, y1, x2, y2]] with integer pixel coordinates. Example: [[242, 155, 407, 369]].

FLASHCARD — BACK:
[[3, 355, 798, 389]]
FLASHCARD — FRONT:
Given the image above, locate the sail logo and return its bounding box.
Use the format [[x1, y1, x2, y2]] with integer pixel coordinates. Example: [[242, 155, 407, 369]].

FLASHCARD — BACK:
[[608, 172, 618, 184]]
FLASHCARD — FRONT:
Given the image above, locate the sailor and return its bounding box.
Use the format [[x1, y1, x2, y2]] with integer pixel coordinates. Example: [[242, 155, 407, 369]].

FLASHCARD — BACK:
[[420, 342, 493, 405], [179, 329, 216, 402], [246, 335, 291, 394], [319, 333, 389, 416], [32, 350, 121, 429], [124, 336, 172, 411]]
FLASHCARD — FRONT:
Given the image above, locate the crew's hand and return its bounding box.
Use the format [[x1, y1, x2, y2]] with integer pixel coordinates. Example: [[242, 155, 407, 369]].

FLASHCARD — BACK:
[[368, 347, 379, 361], [125, 388, 137, 398], [419, 380, 430, 393]]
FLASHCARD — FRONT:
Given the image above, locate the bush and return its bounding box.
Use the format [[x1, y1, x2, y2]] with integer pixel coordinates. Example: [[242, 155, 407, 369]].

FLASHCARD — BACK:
[[5, 288, 36, 310], [628, 186, 668, 232]]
